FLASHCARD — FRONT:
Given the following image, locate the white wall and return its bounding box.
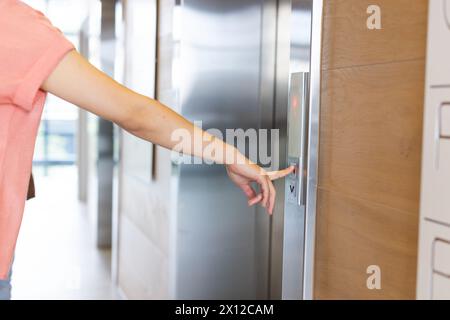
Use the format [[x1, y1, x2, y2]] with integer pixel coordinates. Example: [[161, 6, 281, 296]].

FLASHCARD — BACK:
[[115, 0, 174, 299]]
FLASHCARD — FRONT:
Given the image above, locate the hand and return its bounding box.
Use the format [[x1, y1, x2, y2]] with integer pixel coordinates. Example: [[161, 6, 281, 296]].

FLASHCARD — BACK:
[[226, 163, 295, 215]]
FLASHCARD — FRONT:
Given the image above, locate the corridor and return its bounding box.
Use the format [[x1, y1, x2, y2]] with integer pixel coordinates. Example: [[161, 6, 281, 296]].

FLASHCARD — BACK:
[[11, 167, 117, 300]]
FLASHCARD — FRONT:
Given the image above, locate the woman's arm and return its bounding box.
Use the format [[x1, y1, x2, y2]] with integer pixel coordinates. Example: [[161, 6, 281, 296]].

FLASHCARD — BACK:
[[41, 50, 293, 214]]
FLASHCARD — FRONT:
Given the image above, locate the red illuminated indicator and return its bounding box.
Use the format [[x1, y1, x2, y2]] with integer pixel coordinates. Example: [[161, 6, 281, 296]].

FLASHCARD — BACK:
[[292, 96, 299, 110]]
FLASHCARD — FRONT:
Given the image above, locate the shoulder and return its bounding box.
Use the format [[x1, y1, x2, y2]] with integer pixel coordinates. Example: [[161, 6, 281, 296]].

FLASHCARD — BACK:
[[0, 1, 55, 31]]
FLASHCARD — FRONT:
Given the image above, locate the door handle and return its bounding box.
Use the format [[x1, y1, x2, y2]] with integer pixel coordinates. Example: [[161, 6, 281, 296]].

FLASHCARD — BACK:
[[444, 0, 450, 30], [436, 102, 450, 169]]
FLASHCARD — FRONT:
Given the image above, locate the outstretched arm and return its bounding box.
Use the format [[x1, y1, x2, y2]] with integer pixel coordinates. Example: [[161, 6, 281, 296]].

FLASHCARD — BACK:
[[41, 50, 293, 214]]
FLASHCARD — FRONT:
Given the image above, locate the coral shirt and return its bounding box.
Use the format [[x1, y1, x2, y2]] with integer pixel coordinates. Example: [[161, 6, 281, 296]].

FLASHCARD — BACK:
[[0, 0, 74, 279]]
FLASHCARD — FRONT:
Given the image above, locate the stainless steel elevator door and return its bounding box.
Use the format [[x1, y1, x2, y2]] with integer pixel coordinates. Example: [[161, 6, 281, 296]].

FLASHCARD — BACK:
[[175, 0, 273, 299]]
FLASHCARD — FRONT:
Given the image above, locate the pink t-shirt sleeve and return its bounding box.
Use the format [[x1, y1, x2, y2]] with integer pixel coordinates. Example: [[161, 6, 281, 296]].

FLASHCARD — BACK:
[[0, 0, 75, 110]]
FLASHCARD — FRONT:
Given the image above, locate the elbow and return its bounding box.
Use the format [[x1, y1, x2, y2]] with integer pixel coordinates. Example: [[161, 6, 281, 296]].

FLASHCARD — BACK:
[[116, 99, 154, 136], [118, 109, 142, 133]]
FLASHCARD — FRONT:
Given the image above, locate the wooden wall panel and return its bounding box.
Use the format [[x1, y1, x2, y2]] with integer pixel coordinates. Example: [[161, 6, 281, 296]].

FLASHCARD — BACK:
[[315, 189, 419, 299], [322, 0, 428, 70], [319, 60, 425, 213], [315, 0, 428, 299]]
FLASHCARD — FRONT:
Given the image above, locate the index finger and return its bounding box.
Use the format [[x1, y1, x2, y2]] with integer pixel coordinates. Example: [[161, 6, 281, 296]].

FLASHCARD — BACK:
[[266, 166, 295, 181]]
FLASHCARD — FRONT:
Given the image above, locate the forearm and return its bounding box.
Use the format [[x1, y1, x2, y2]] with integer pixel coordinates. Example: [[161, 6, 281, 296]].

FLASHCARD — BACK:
[[41, 51, 246, 166], [41, 50, 290, 214], [122, 96, 249, 166]]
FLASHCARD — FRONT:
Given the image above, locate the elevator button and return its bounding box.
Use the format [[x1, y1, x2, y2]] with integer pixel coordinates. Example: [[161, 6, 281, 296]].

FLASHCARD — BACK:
[[289, 163, 298, 178], [287, 181, 298, 204]]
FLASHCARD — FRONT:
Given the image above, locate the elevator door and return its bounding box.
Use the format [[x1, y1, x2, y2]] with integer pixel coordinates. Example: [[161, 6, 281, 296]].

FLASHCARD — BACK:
[[174, 0, 321, 300], [175, 0, 275, 299]]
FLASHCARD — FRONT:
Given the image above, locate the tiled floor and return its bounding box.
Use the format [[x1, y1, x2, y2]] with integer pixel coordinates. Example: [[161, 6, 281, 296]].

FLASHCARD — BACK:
[[11, 166, 118, 300]]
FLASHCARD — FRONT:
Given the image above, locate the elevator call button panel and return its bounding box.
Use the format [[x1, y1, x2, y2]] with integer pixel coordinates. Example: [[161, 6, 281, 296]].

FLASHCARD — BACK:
[[285, 72, 309, 207]]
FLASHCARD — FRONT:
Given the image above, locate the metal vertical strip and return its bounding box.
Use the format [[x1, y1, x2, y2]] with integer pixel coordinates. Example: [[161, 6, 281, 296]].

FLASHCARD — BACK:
[[302, 0, 324, 300]]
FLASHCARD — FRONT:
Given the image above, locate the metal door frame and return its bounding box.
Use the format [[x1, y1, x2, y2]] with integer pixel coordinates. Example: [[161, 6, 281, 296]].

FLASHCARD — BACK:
[[271, 0, 323, 300], [302, 0, 324, 299]]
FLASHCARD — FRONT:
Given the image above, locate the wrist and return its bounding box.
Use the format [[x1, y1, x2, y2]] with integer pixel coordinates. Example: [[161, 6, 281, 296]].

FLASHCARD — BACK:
[[224, 145, 252, 166]]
